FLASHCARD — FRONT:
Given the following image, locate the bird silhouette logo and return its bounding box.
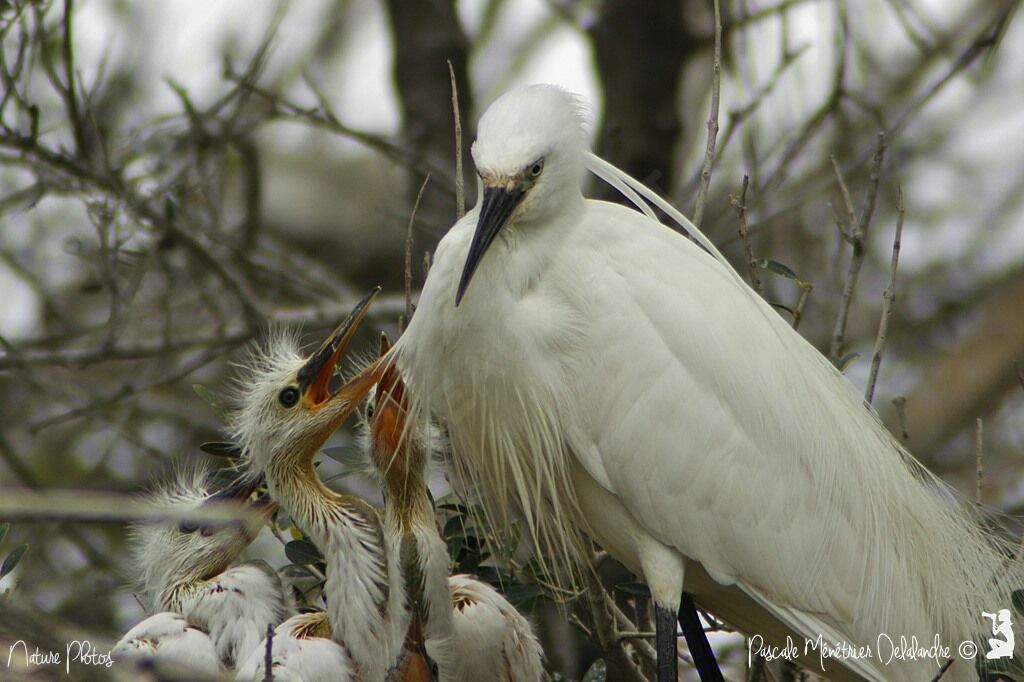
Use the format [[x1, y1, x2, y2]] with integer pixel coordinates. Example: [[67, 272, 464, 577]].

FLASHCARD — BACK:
[[983, 609, 1015, 659]]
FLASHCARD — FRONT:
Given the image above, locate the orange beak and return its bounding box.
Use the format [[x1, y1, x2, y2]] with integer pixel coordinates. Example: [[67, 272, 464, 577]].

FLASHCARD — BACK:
[[297, 288, 380, 408], [294, 289, 393, 437], [371, 333, 409, 458]]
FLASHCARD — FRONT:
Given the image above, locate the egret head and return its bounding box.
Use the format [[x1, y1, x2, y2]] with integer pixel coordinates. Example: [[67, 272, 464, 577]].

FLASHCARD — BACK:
[[230, 289, 384, 482], [363, 334, 419, 483], [457, 84, 589, 304], [360, 334, 449, 488], [131, 465, 274, 599]]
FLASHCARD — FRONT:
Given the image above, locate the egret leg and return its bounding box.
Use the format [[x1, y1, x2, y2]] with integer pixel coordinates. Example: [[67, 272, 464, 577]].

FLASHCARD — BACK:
[[677, 592, 724, 682], [655, 603, 678, 682]]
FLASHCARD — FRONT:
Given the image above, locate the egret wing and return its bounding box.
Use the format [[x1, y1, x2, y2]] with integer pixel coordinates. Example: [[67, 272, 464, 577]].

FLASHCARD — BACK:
[[565, 201, 913, 643]]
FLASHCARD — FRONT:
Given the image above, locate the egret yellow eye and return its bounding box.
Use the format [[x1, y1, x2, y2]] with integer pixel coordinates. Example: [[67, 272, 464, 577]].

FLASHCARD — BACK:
[[529, 159, 544, 177], [279, 386, 300, 408]]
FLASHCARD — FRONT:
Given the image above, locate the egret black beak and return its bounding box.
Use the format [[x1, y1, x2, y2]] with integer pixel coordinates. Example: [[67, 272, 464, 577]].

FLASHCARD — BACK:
[[297, 287, 381, 407], [456, 185, 526, 305]]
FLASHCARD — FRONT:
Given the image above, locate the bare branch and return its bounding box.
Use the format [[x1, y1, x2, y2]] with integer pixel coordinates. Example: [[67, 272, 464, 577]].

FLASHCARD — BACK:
[[0, 489, 263, 526], [448, 60, 465, 220], [865, 186, 905, 406], [731, 175, 762, 295], [975, 418, 984, 506], [693, 0, 722, 228], [406, 174, 431, 324], [829, 133, 887, 362]]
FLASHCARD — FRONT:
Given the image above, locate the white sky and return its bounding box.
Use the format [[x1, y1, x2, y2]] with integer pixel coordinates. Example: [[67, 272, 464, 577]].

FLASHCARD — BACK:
[[2, 0, 1022, 339]]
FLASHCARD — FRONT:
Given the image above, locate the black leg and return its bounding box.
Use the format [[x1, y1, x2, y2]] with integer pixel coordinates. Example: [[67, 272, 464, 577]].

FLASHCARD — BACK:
[[678, 592, 724, 682], [655, 602, 679, 682]]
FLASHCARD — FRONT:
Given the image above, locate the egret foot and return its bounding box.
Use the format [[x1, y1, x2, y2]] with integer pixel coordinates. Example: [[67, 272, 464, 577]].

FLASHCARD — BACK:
[[655, 603, 678, 682], [678, 593, 724, 682]]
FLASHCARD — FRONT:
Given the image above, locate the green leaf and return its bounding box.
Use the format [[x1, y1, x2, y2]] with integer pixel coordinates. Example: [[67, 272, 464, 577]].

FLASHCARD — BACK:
[[1, 543, 28, 578], [1012, 589, 1024, 614], [207, 467, 242, 491], [582, 659, 608, 682], [474, 565, 514, 588], [321, 471, 355, 486], [832, 352, 860, 372], [279, 563, 317, 579], [321, 446, 365, 469], [769, 302, 796, 317], [614, 581, 651, 598], [199, 441, 241, 458], [284, 540, 324, 565], [0, 522, 9, 545], [192, 384, 230, 422], [758, 258, 801, 282], [503, 583, 544, 610], [443, 515, 466, 540], [437, 501, 471, 515]]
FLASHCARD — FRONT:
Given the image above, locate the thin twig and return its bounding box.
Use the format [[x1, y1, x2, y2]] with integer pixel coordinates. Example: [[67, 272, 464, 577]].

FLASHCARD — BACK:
[[792, 282, 813, 331], [405, 174, 431, 325], [263, 622, 273, 682], [583, 571, 650, 682], [448, 59, 465, 220], [829, 134, 887, 361], [930, 657, 954, 681], [693, 0, 722, 228], [61, 0, 87, 158], [731, 174, 762, 294], [865, 186, 905, 406], [975, 418, 984, 506]]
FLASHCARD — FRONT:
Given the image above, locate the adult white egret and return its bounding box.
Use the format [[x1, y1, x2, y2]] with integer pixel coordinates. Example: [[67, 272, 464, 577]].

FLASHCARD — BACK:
[[229, 290, 410, 682], [389, 84, 1022, 681], [112, 466, 287, 673], [363, 337, 544, 681]]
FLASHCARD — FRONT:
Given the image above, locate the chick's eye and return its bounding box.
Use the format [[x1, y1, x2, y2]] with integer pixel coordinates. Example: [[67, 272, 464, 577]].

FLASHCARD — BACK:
[[179, 521, 198, 534], [279, 386, 300, 408], [366, 403, 375, 420], [529, 159, 544, 177]]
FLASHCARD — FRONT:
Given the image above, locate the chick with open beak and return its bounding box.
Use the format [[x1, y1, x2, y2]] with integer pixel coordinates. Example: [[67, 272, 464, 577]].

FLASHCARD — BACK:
[[229, 290, 404, 682]]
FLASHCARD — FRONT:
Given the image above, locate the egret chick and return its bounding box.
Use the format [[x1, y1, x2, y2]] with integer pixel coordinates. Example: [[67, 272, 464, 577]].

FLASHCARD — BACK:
[[113, 466, 286, 672], [391, 84, 1022, 682], [363, 337, 543, 682], [230, 289, 407, 682], [236, 610, 354, 682]]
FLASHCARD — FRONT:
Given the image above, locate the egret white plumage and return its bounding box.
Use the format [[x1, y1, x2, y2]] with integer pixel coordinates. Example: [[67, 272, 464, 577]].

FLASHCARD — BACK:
[[229, 290, 409, 682], [362, 337, 544, 681], [389, 84, 1023, 681], [446, 574, 545, 682], [236, 610, 355, 682], [112, 466, 287, 673]]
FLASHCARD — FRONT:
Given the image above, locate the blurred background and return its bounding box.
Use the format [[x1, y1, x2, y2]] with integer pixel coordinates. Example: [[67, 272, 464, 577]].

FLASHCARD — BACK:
[[0, 0, 1021, 679]]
